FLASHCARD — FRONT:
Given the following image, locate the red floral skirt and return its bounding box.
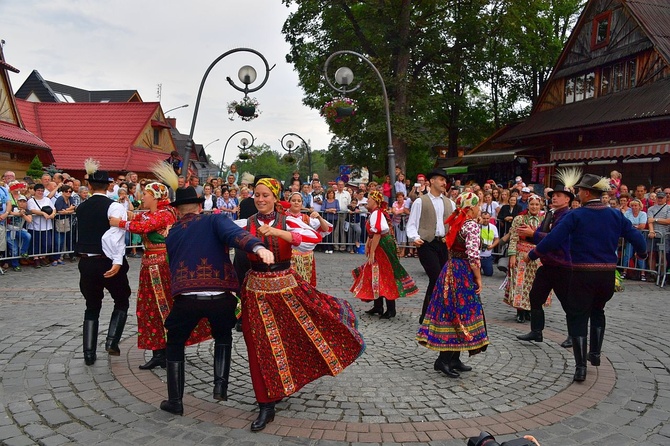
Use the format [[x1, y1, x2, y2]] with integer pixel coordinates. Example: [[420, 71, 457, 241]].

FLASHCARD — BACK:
[[136, 252, 211, 350]]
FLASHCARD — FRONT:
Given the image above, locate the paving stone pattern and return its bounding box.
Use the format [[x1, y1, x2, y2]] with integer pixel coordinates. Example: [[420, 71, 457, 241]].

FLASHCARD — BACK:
[[1, 252, 669, 445]]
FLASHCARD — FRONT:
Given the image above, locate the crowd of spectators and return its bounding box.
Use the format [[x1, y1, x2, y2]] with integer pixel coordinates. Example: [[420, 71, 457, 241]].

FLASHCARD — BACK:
[[2, 165, 669, 281]]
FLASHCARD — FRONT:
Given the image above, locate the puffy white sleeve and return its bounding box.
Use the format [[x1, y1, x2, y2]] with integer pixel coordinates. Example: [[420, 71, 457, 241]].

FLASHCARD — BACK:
[[286, 214, 322, 252], [368, 209, 389, 234], [102, 202, 128, 265]]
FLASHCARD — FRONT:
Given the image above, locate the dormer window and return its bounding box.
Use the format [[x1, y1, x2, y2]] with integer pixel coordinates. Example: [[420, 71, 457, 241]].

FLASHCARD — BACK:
[[591, 11, 611, 50]]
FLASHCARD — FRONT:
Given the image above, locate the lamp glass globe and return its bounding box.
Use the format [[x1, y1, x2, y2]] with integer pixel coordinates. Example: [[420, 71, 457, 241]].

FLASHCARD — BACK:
[[238, 65, 257, 85]]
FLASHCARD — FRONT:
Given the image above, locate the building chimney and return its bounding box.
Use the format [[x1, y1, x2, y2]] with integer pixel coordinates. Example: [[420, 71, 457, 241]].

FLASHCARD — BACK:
[[166, 117, 177, 128]]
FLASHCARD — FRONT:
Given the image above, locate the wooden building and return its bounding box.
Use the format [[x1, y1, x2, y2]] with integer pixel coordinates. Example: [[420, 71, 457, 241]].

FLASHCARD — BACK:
[[446, 0, 670, 189]]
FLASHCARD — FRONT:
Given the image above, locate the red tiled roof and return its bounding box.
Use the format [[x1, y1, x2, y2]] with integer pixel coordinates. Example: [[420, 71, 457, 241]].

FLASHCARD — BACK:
[[15, 100, 172, 172], [0, 120, 50, 149]]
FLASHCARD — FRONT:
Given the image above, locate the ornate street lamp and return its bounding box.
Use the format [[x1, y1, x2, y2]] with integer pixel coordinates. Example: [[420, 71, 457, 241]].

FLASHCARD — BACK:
[[163, 104, 189, 115], [220, 130, 255, 175], [182, 48, 273, 176], [324, 50, 396, 186], [279, 133, 311, 179]]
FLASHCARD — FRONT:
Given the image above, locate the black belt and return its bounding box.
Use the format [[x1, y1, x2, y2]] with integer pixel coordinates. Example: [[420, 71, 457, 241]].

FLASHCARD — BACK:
[[179, 292, 232, 301], [250, 262, 291, 272], [431, 236, 446, 244]]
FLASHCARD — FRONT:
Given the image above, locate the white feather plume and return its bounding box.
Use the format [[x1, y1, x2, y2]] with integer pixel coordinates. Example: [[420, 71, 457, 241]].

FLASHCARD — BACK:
[[240, 172, 254, 185], [84, 158, 100, 175], [554, 167, 582, 189], [150, 161, 178, 191], [592, 176, 611, 191]]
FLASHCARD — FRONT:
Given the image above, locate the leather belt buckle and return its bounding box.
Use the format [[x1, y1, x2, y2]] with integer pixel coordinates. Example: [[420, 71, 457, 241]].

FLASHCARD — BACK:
[[435, 236, 446, 243]]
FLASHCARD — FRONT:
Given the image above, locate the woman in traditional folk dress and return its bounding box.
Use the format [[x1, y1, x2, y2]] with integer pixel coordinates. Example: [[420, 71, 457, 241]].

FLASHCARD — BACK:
[[417, 192, 489, 378], [238, 178, 365, 433], [351, 190, 419, 319], [503, 194, 550, 323], [110, 164, 210, 370], [285, 191, 332, 286]]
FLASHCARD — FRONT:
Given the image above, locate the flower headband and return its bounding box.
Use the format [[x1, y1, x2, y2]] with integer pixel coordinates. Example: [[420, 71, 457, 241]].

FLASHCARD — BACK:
[[256, 178, 281, 199], [145, 182, 169, 200], [368, 190, 384, 205]]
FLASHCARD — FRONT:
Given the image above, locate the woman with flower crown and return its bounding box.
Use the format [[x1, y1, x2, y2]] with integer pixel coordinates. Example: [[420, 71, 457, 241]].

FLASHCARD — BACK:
[[110, 162, 210, 370], [238, 177, 365, 433], [351, 190, 419, 319], [417, 192, 489, 378]]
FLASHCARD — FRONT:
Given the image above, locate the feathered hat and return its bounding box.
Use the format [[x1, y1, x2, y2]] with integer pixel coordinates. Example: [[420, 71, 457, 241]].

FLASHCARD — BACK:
[[84, 158, 112, 184], [549, 167, 581, 200], [575, 173, 611, 193], [146, 161, 177, 203]]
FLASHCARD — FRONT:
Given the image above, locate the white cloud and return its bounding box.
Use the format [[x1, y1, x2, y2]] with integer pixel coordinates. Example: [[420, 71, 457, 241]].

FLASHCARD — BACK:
[[1, 0, 333, 166]]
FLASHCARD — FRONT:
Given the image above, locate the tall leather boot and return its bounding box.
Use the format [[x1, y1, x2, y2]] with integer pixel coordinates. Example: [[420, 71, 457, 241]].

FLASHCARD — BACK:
[[517, 309, 544, 342], [213, 341, 232, 401], [380, 298, 396, 319], [105, 310, 127, 356], [139, 349, 166, 370], [83, 319, 99, 366], [250, 402, 276, 432], [560, 336, 573, 348], [589, 326, 605, 366], [433, 351, 459, 378], [365, 298, 384, 315], [450, 351, 472, 372], [160, 361, 185, 415], [572, 336, 588, 382]]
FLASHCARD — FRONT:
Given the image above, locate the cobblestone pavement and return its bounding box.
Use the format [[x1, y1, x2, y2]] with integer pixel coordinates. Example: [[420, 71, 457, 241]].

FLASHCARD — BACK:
[[1, 252, 669, 446]]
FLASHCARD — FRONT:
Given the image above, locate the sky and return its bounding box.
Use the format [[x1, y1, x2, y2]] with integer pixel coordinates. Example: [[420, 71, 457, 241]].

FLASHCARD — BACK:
[[1, 0, 333, 167]]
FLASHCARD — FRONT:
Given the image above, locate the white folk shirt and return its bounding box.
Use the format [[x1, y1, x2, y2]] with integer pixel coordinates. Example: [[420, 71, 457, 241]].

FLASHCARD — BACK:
[[406, 192, 451, 242]]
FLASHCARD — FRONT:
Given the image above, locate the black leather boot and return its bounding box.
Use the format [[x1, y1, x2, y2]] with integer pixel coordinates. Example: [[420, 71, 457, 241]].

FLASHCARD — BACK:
[[515, 309, 525, 323], [560, 336, 573, 348], [105, 310, 127, 356], [450, 351, 472, 372], [160, 361, 185, 415], [213, 341, 232, 401], [250, 402, 276, 432], [589, 326, 605, 366], [380, 298, 396, 319], [365, 298, 383, 315], [83, 319, 99, 366], [517, 309, 544, 342], [572, 336, 588, 382], [139, 349, 166, 370], [433, 351, 459, 378]]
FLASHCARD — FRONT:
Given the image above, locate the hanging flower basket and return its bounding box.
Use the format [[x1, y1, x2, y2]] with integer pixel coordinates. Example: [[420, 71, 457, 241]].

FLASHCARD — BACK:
[[227, 96, 261, 122], [238, 151, 252, 160], [321, 97, 357, 124]]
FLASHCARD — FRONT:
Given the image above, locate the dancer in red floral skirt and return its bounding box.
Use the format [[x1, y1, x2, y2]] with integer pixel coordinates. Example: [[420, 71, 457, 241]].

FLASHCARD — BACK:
[[239, 178, 365, 432], [351, 190, 418, 319], [111, 166, 210, 370]]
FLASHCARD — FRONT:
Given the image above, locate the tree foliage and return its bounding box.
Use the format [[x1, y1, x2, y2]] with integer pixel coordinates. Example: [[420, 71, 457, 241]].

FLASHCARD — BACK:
[[282, 0, 584, 174]]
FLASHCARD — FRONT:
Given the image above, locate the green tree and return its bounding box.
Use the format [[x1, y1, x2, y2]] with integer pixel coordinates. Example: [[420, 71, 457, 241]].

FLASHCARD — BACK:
[[26, 155, 44, 179]]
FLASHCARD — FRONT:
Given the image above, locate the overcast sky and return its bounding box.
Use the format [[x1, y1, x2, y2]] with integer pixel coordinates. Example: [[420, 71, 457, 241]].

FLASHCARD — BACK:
[[2, 0, 333, 167]]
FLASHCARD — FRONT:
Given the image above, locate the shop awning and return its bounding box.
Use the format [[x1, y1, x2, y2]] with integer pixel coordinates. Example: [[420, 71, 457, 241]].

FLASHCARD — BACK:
[[461, 149, 523, 164], [446, 166, 468, 174], [551, 141, 670, 162]]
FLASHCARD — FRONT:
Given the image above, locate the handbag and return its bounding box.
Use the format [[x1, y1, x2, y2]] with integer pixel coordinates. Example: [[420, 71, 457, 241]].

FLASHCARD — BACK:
[[55, 217, 71, 233]]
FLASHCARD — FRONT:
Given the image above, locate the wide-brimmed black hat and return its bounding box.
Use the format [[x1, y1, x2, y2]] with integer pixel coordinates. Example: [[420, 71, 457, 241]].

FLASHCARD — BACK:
[[87, 170, 113, 184], [575, 173, 610, 192], [251, 174, 271, 187], [548, 184, 575, 200], [425, 168, 448, 181], [170, 186, 205, 206]]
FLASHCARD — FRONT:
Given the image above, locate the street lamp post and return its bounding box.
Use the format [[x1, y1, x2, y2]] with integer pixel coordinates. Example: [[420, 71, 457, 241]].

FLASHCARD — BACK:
[[324, 50, 396, 186], [182, 48, 273, 177], [163, 104, 189, 115], [280, 133, 312, 181], [204, 138, 220, 150], [220, 130, 255, 176]]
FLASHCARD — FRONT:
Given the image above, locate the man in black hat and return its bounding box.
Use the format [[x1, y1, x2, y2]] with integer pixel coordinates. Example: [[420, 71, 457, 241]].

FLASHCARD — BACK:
[[406, 168, 453, 323], [160, 185, 274, 416], [526, 173, 647, 382], [76, 161, 131, 366], [516, 183, 574, 347]]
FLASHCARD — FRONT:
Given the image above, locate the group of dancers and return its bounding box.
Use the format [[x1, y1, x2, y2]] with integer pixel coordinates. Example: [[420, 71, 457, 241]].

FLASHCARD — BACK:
[[76, 160, 645, 432]]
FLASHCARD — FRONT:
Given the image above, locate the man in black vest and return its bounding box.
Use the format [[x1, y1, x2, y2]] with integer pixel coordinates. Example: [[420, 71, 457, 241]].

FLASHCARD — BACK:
[[406, 168, 453, 323], [75, 161, 131, 366]]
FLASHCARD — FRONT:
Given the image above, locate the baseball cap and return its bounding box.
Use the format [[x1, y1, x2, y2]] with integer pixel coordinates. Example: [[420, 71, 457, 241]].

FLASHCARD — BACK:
[[657, 192, 666, 198], [18, 195, 27, 201], [515, 176, 523, 183], [521, 187, 531, 193]]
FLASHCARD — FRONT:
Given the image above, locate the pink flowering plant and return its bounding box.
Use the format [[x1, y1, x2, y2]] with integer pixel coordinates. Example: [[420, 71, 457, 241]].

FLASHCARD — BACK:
[[227, 96, 261, 122], [321, 97, 357, 124]]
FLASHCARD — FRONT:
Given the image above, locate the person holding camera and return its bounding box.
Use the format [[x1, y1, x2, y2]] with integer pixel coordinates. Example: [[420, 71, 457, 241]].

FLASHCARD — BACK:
[[26, 183, 57, 267]]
